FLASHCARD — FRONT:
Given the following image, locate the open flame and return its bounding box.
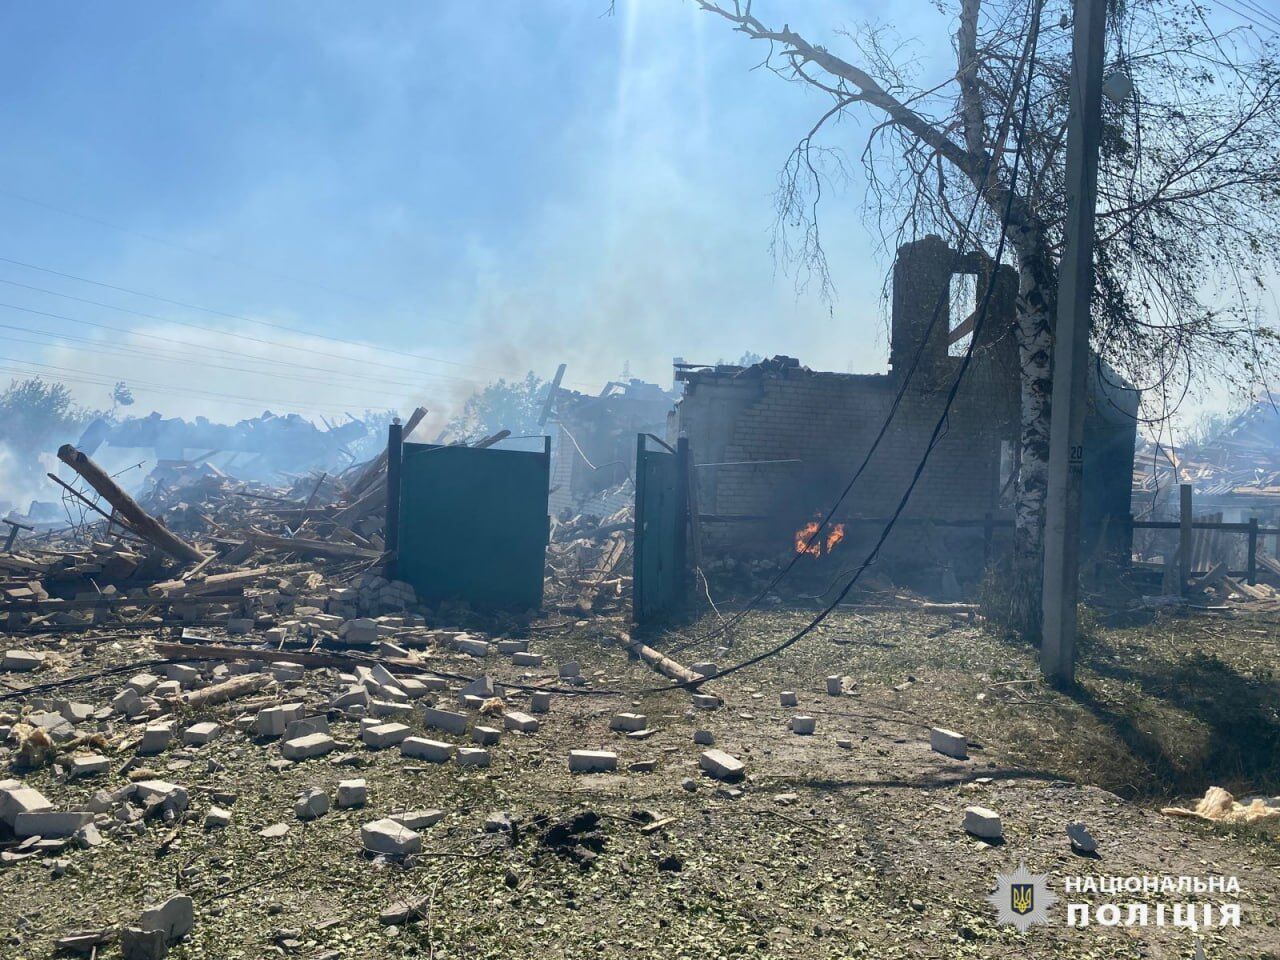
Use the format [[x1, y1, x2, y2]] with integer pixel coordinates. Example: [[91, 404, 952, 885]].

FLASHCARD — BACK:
[[794, 516, 846, 557]]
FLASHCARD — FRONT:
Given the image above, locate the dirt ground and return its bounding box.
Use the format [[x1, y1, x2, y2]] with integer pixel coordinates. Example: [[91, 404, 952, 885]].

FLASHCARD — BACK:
[[1, 601, 1277, 959]]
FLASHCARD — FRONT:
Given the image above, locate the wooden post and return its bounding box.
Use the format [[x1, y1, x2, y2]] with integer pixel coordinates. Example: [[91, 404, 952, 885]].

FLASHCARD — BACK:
[[56, 444, 204, 564], [384, 420, 403, 581], [349, 406, 427, 499], [1247, 517, 1259, 585], [982, 512, 994, 565], [1179, 484, 1192, 595], [2, 518, 32, 553]]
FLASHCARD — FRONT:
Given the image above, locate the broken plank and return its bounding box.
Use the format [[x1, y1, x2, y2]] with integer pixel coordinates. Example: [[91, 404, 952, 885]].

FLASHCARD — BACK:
[[147, 563, 310, 599]]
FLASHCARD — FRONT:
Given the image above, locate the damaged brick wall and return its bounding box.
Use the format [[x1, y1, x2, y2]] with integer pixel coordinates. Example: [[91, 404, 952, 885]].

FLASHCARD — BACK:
[[671, 235, 1137, 575], [674, 360, 1012, 563]]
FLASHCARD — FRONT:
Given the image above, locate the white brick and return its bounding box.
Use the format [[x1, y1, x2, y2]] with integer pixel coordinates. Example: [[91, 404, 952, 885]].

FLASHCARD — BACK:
[[929, 727, 968, 760], [608, 713, 647, 732], [361, 818, 421, 856], [336, 779, 367, 808], [962, 806, 1002, 839], [14, 810, 93, 838], [422, 707, 468, 735], [0, 784, 52, 827], [400, 738, 454, 763], [281, 732, 336, 760], [568, 750, 617, 773], [182, 721, 221, 746], [699, 749, 745, 781], [503, 711, 539, 733], [455, 747, 491, 768], [362, 723, 410, 749], [2, 650, 45, 671]]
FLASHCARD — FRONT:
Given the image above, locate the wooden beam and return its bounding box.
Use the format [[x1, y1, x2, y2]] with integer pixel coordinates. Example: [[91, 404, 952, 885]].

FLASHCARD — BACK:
[[473, 429, 511, 449], [243, 528, 382, 560], [56, 445, 205, 564], [147, 563, 310, 598], [180, 672, 273, 709]]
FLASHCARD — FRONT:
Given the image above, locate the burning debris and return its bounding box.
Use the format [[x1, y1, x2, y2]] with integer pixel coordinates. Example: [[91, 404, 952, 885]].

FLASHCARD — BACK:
[[793, 515, 845, 558]]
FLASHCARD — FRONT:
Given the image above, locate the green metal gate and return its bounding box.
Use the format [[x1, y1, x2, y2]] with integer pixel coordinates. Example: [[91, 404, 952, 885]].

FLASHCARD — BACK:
[[633, 434, 689, 623], [395, 439, 550, 611]]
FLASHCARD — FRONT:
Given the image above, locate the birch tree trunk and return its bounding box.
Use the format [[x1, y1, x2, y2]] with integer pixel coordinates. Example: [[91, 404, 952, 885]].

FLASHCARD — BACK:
[[1007, 225, 1055, 636]]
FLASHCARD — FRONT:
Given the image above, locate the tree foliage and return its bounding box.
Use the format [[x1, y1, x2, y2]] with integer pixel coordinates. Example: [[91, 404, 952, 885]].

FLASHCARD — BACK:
[[111, 381, 134, 413], [0, 378, 103, 499], [0, 378, 98, 452], [443, 373, 549, 441]]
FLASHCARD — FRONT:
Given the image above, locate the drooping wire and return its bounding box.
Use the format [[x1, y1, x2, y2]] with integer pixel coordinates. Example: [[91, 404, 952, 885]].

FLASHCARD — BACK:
[[644, 2, 1044, 691], [665, 10, 1042, 655]]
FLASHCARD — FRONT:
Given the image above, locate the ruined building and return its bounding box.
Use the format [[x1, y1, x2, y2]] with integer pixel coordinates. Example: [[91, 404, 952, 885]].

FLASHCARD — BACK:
[[547, 379, 676, 517], [671, 236, 1139, 586]]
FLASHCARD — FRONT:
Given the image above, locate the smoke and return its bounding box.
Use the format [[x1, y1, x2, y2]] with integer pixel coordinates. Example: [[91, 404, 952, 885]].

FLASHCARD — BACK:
[[7, 0, 890, 440], [0, 441, 64, 518]]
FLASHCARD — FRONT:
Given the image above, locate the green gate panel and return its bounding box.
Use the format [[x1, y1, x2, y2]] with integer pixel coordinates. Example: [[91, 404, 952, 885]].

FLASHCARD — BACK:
[[396, 439, 550, 611], [633, 434, 688, 623]]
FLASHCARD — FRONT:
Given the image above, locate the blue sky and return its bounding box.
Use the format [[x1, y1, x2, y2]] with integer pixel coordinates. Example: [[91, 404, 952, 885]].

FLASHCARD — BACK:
[[2, 0, 933, 428], [1, 1, 1263, 432]]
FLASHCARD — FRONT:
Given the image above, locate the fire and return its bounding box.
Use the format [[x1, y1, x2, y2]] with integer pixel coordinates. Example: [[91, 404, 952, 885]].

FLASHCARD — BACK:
[[825, 523, 845, 552], [794, 516, 845, 557]]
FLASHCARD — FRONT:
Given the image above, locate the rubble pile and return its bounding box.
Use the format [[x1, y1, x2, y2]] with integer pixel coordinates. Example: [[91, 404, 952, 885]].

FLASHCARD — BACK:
[[1134, 396, 1280, 503], [545, 497, 633, 615], [4, 424, 583, 636]]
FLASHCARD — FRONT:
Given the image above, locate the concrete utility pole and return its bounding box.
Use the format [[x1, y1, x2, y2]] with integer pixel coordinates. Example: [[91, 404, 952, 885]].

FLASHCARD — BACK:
[[1040, 0, 1110, 686]]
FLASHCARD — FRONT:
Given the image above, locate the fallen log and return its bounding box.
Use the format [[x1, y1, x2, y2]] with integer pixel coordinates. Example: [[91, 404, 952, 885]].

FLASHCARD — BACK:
[[180, 672, 273, 709], [56, 444, 205, 564], [621, 633, 705, 686]]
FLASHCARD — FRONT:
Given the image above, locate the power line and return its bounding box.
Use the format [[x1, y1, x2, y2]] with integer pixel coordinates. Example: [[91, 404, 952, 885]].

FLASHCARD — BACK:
[[0, 323, 422, 405], [0, 355, 408, 416], [0, 300, 485, 394], [0, 189, 389, 306], [0, 364, 358, 418], [1235, 0, 1280, 30], [0, 275, 506, 389], [1215, 0, 1280, 35], [0, 255, 594, 389], [667, 9, 1042, 656]]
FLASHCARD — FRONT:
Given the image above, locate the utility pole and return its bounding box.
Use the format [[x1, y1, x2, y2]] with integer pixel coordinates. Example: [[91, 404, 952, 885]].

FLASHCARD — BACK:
[[1040, 0, 1109, 686]]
